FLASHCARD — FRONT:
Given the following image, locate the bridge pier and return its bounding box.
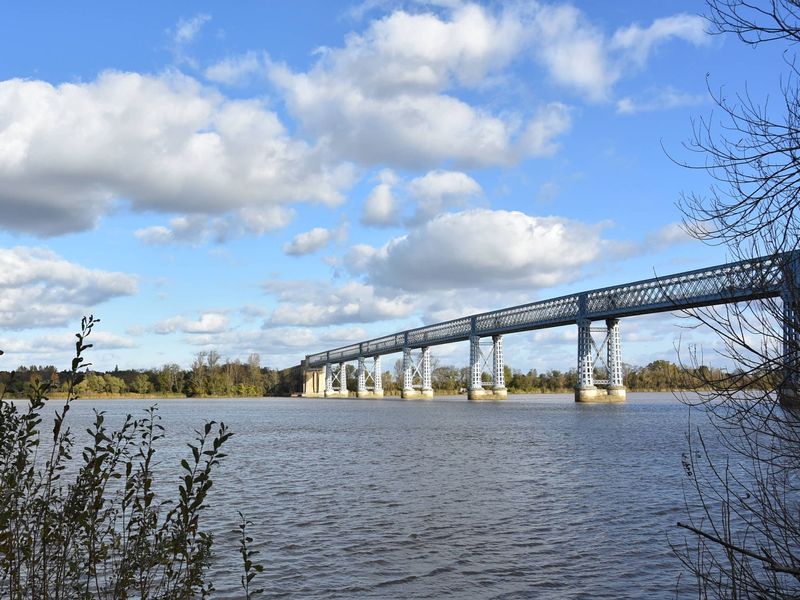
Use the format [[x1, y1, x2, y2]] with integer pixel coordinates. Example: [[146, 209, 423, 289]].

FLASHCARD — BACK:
[[781, 257, 800, 408], [606, 319, 626, 400], [301, 362, 326, 397], [323, 362, 349, 397], [324, 363, 335, 397], [401, 347, 419, 399], [492, 335, 507, 398], [468, 335, 486, 400], [356, 355, 384, 398], [575, 318, 600, 402], [574, 317, 626, 402], [468, 334, 506, 400], [421, 347, 434, 398], [373, 355, 384, 397], [339, 362, 348, 397], [401, 347, 433, 399], [357, 356, 367, 396]]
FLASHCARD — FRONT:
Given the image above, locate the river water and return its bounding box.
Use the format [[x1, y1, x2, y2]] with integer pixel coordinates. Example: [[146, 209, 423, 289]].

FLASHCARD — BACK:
[[57, 393, 706, 598]]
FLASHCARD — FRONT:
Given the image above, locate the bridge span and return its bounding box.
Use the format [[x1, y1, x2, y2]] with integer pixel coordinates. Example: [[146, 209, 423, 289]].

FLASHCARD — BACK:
[[301, 252, 797, 402]]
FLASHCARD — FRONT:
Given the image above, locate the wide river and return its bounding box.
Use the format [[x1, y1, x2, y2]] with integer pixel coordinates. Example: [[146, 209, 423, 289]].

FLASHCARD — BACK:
[[59, 393, 710, 598]]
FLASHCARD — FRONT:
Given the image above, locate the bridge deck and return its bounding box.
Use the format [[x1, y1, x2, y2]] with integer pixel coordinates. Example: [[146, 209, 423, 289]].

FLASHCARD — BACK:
[[305, 253, 790, 368]]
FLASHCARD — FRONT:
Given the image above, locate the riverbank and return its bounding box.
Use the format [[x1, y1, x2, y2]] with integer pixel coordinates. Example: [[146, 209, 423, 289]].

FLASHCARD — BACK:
[[4, 387, 705, 400]]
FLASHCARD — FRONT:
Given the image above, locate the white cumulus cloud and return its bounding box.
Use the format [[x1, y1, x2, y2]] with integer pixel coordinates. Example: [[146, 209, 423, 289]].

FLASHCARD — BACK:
[[136, 206, 295, 246], [268, 3, 571, 168], [361, 170, 400, 227], [0, 71, 353, 237], [283, 224, 347, 256], [528, 3, 617, 101], [408, 170, 481, 224], [204, 51, 264, 85], [0, 247, 137, 329], [154, 312, 230, 335], [0, 331, 135, 361], [528, 6, 707, 101], [351, 208, 607, 292], [264, 280, 415, 326]]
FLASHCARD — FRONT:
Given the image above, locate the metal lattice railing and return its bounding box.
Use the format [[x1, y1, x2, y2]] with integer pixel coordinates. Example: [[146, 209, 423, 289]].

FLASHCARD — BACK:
[[304, 252, 792, 367], [474, 294, 580, 336], [407, 317, 471, 346]]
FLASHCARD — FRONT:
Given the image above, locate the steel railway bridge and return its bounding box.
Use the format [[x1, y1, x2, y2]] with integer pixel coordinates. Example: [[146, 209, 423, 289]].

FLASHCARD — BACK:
[[301, 252, 799, 402]]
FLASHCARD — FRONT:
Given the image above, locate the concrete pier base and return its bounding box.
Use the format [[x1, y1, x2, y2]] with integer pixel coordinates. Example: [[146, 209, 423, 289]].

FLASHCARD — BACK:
[[607, 386, 627, 401], [402, 388, 421, 399], [575, 386, 626, 402], [357, 390, 384, 398], [468, 388, 507, 401], [302, 366, 326, 397], [421, 388, 434, 399], [468, 387, 487, 401], [492, 386, 508, 399], [575, 386, 600, 402]]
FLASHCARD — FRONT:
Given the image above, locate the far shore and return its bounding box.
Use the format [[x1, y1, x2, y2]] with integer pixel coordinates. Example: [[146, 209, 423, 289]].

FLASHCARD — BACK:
[[2, 388, 700, 401]]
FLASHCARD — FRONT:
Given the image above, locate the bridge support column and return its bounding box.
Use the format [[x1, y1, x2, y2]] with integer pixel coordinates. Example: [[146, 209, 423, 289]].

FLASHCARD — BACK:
[[356, 355, 384, 398], [324, 363, 335, 398], [492, 335, 507, 398], [302, 363, 325, 397], [338, 362, 348, 397], [468, 335, 487, 400], [356, 356, 367, 397], [421, 347, 434, 398], [781, 256, 800, 407], [783, 307, 800, 407], [402, 347, 419, 399], [575, 318, 600, 402], [606, 319, 626, 401], [373, 355, 384, 397]]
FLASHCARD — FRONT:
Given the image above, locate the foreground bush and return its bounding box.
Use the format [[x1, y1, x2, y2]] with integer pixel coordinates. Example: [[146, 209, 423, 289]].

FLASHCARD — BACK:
[[0, 316, 262, 599]]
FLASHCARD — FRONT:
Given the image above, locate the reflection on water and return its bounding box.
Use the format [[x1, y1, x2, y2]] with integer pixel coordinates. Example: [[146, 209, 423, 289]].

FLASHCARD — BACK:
[[57, 393, 701, 599]]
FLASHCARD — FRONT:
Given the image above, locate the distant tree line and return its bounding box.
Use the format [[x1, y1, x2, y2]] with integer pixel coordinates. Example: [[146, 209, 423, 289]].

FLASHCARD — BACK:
[[0, 354, 765, 399], [0, 350, 299, 398]]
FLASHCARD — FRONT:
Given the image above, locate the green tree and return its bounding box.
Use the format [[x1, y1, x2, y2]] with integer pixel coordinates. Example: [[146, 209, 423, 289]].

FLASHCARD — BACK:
[[103, 373, 126, 394], [157, 363, 182, 394], [206, 350, 226, 395], [432, 365, 461, 391], [247, 353, 264, 395], [189, 351, 208, 397], [381, 370, 395, 394], [131, 372, 152, 394]]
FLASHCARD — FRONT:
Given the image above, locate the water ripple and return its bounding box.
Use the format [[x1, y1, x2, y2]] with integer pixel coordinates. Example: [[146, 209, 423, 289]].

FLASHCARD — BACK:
[[62, 394, 702, 598]]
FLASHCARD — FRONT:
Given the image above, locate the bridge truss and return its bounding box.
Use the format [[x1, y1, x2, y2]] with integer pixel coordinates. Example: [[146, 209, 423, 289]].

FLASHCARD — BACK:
[[306, 253, 791, 369]]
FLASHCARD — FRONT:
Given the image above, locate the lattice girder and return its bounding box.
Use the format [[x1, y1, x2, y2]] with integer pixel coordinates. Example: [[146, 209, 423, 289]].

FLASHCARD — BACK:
[[307, 253, 790, 368]]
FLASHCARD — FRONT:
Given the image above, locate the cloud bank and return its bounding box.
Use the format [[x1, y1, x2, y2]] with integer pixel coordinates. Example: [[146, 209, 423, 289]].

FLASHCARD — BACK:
[[0, 71, 352, 236], [0, 247, 137, 329]]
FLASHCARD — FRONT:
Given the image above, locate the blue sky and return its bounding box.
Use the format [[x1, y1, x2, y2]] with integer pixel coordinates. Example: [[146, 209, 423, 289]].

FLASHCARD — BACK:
[[0, 1, 782, 373]]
